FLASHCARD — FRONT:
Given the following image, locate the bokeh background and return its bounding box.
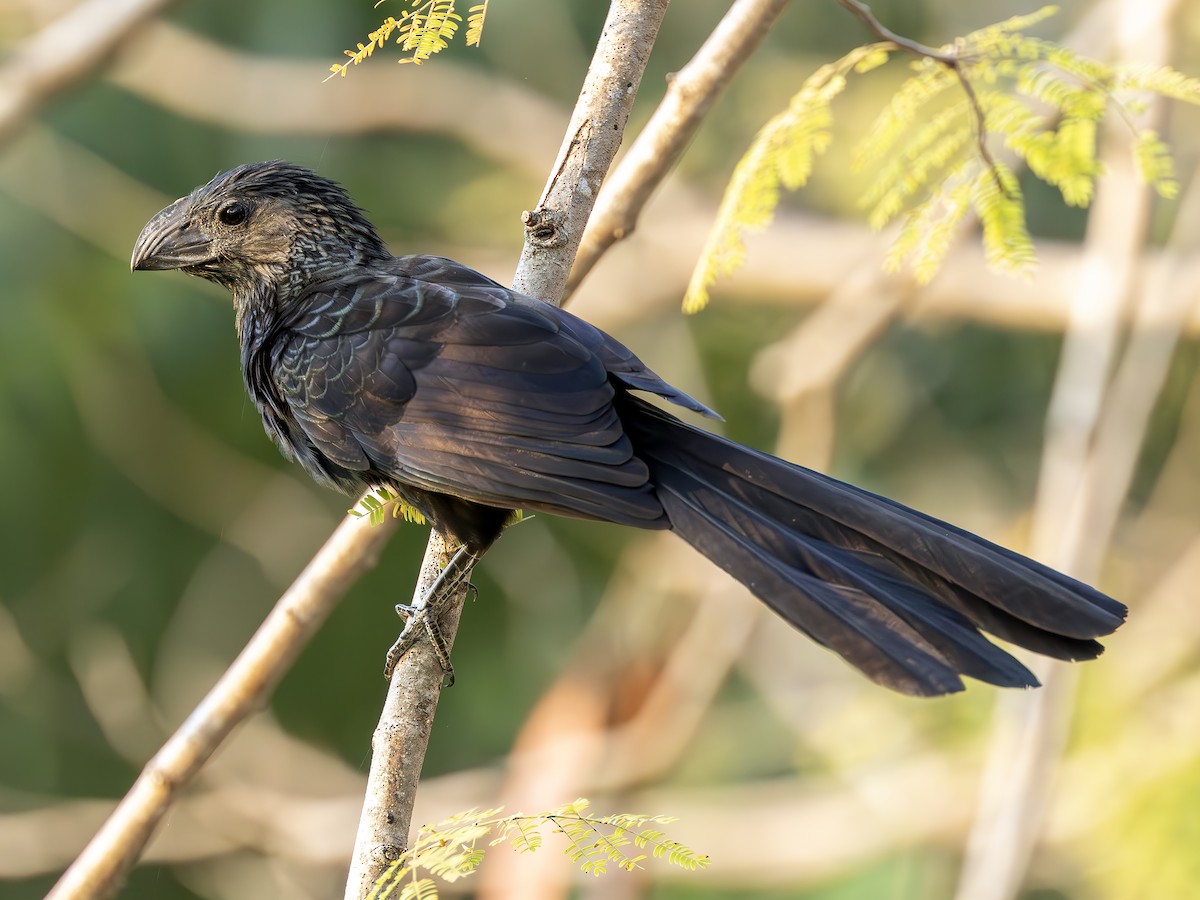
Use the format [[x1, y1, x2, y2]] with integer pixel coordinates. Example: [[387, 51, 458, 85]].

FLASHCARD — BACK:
[[3, 0, 1200, 897]]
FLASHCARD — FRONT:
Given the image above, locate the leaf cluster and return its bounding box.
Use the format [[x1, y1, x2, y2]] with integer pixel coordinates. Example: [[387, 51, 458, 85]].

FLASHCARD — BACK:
[[349, 486, 427, 526], [349, 488, 528, 529], [329, 0, 488, 75], [685, 5, 1200, 308], [367, 799, 708, 899]]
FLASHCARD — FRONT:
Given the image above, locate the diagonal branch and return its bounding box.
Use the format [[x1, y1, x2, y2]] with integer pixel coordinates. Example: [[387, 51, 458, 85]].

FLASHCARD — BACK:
[[46, 513, 400, 900], [565, 0, 791, 299], [0, 0, 175, 149]]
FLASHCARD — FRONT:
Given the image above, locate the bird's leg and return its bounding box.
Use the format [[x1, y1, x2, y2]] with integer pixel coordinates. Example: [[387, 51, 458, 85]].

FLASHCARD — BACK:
[[384, 544, 479, 685]]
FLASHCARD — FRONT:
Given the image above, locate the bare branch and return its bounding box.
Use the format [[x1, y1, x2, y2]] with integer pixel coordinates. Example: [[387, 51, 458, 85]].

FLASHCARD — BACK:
[[566, 0, 790, 298], [46, 514, 399, 900], [0, 0, 174, 149], [344, 2, 671, 896], [344, 532, 466, 896]]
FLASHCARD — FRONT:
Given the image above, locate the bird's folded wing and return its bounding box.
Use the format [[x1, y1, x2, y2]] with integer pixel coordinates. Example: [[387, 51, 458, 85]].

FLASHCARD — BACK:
[[272, 264, 666, 524]]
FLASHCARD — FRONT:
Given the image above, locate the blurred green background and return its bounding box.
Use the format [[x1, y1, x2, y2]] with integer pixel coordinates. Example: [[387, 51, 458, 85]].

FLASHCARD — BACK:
[[3, 0, 1200, 897]]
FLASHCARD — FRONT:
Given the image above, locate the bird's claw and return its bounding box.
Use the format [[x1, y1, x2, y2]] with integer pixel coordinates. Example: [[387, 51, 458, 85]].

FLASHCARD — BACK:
[[383, 545, 478, 685], [383, 606, 456, 684]]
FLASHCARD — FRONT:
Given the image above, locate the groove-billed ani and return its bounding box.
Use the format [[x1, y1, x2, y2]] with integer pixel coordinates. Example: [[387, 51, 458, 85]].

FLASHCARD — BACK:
[[131, 161, 1125, 696]]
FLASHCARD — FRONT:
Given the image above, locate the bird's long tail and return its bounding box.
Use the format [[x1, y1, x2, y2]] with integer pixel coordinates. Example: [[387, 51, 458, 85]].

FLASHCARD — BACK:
[[622, 397, 1127, 696]]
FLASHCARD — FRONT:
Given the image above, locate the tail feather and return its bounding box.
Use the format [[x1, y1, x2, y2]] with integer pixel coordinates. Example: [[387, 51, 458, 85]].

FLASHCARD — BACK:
[[622, 398, 1126, 696], [928, 580, 1105, 662], [657, 470, 967, 695], [658, 464, 1038, 693]]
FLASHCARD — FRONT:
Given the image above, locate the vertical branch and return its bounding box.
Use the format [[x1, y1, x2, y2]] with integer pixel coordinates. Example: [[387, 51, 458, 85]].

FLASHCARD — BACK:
[[343, 2, 670, 898], [511, 0, 669, 303], [343, 531, 464, 897], [954, 1, 1179, 898]]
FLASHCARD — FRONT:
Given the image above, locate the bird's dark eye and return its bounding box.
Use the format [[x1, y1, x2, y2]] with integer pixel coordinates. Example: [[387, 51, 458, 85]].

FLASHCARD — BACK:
[[218, 201, 249, 227]]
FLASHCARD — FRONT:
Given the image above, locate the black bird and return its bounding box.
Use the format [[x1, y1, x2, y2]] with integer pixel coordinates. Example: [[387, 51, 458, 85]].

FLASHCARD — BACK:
[[131, 161, 1126, 696]]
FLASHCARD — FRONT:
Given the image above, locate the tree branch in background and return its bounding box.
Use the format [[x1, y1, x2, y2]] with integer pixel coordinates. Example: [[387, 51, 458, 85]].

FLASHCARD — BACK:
[[955, 1, 1179, 897], [344, 2, 671, 896], [13, 0, 1181, 895], [0, 0, 175, 148], [46, 514, 399, 900], [565, 0, 790, 299], [107, 21, 565, 179]]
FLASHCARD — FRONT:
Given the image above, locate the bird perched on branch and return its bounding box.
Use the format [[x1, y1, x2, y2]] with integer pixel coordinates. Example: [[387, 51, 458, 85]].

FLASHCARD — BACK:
[[132, 161, 1125, 696]]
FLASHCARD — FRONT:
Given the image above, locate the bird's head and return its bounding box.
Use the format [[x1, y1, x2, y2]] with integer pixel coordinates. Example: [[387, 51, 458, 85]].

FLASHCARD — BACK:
[[131, 161, 389, 300]]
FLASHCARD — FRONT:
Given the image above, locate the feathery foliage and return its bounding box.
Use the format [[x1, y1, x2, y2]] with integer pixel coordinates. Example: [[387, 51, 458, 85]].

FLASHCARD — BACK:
[[683, 45, 889, 313], [349, 486, 427, 526], [685, 5, 1200, 308], [349, 487, 528, 530], [466, 2, 489, 47], [366, 799, 708, 899], [329, 0, 484, 75]]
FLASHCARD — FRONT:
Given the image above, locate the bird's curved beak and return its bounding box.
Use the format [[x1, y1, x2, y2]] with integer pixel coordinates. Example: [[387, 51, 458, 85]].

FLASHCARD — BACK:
[[131, 198, 212, 272]]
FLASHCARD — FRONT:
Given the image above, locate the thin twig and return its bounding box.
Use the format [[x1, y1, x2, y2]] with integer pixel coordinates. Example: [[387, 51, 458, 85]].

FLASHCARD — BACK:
[[836, 0, 1006, 194], [836, 0, 953, 61]]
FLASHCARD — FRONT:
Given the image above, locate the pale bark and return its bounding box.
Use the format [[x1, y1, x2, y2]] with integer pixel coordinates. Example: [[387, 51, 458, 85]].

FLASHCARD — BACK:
[[343, 2, 673, 897]]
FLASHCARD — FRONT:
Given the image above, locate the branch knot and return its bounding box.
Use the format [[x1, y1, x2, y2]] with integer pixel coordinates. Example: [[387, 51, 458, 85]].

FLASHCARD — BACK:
[[521, 207, 566, 247]]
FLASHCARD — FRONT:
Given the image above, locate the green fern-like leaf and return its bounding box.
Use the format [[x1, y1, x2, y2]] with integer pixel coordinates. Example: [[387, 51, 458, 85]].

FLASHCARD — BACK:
[[682, 44, 893, 312], [855, 57, 960, 168], [972, 162, 1035, 276], [466, 1, 488, 46], [500, 816, 543, 854], [348, 486, 427, 526], [397, 878, 438, 900], [884, 167, 974, 283], [691, 3, 1200, 292], [1016, 67, 1105, 119], [1116, 65, 1200, 104], [329, 16, 403, 78], [330, 0, 485, 75], [972, 4, 1061, 40], [634, 828, 666, 848], [367, 859, 411, 900], [400, 0, 462, 64], [384, 799, 708, 898], [859, 100, 973, 228], [1134, 130, 1179, 198]]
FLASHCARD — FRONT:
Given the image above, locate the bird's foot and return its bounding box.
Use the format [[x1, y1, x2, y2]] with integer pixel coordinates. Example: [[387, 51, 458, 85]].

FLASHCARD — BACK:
[[385, 607, 455, 686], [383, 544, 479, 685]]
